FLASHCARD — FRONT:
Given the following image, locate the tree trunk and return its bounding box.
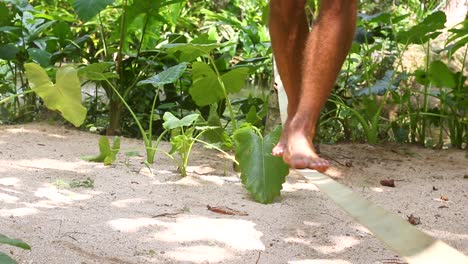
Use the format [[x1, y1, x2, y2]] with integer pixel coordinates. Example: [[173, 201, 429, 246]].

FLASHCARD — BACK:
[[107, 99, 122, 135]]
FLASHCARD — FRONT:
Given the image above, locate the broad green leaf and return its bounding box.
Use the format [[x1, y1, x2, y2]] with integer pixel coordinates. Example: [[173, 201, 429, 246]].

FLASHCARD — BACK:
[[163, 42, 233, 62], [24, 63, 87, 127], [72, 0, 115, 21], [398, 11, 446, 44], [221, 67, 250, 93], [0, 252, 16, 264], [169, 134, 191, 155], [428, 60, 457, 89], [163, 112, 199, 130], [234, 126, 289, 204], [0, 234, 31, 250], [0, 44, 19, 60], [189, 62, 224, 106], [246, 105, 261, 125], [138, 62, 188, 87], [202, 104, 229, 145], [82, 136, 120, 165], [414, 69, 430, 86], [27, 48, 51, 67], [78, 62, 118, 81]]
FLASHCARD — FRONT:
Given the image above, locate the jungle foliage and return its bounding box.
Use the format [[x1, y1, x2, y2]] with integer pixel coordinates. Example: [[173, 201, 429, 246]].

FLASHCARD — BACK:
[[0, 0, 467, 209]]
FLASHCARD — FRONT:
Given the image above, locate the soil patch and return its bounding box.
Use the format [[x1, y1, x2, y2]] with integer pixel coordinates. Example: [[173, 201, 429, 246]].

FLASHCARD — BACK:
[[0, 123, 467, 264]]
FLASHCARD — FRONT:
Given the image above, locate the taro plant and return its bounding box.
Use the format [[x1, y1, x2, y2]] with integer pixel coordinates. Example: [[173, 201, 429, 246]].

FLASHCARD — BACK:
[[82, 136, 121, 165], [233, 125, 289, 204], [0, 233, 31, 264], [161, 112, 237, 177], [21, 63, 87, 127], [80, 61, 188, 164]]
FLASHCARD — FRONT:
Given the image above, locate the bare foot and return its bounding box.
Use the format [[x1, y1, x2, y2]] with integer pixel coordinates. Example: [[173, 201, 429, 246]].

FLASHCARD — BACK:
[[273, 123, 329, 172]]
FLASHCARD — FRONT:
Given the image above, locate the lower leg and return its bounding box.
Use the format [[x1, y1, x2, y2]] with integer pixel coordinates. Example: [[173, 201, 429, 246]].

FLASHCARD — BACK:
[[268, 0, 309, 155], [281, 0, 358, 171]]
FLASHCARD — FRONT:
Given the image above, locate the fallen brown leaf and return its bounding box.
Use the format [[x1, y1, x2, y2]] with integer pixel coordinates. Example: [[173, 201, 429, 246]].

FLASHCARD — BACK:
[[432, 186, 439, 191], [440, 195, 449, 201], [438, 205, 449, 209], [207, 205, 248, 216], [380, 179, 396, 187], [407, 214, 421, 225]]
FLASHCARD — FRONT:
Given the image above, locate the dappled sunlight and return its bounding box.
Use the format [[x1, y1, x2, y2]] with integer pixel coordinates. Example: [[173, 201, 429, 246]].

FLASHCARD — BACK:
[[425, 229, 468, 241], [196, 175, 240, 186], [282, 181, 320, 192], [0, 177, 21, 187], [34, 185, 93, 204], [14, 158, 84, 171], [288, 259, 352, 264], [154, 216, 265, 251], [371, 187, 384, 193], [165, 245, 230, 263], [285, 235, 360, 254], [111, 198, 150, 208], [325, 167, 343, 178], [0, 207, 38, 217], [4, 127, 66, 139], [0, 192, 19, 203], [108, 215, 265, 258], [108, 217, 162, 233]]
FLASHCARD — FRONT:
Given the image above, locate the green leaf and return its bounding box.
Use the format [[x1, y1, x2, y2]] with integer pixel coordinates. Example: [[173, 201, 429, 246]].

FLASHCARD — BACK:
[[82, 136, 120, 165], [72, 0, 115, 21], [189, 62, 224, 106], [0, 234, 31, 250], [234, 125, 289, 204], [221, 67, 249, 93], [24, 63, 87, 127], [163, 112, 199, 130], [27, 48, 51, 67], [398, 11, 446, 44], [138, 62, 188, 87], [163, 42, 233, 62], [246, 105, 261, 125], [0, 252, 16, 264], [0, 44, 19, 60], [78, 62, 118, 81], [414, 69, 430, 86], [428, 60, 457, 88]]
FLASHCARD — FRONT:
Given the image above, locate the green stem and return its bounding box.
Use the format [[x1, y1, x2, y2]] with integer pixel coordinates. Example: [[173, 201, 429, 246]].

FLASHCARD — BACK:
[[0, 90, 35, 105], [148, 86, 161, 144], [104, 79, 149, 146], [208, 56, 237, 131], [421, 40, 431, 143], [194, 138, 238, 165], [98, 13, 108, 59]]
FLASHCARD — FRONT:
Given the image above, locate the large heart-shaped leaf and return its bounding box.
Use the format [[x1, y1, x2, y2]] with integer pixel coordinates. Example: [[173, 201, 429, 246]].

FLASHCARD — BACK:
[[72, 0, 115, 21], [0, 252, 16, 264], [138, 62, 188, 87], [0, 234, 31, 250], [221, 67, 250, 93], [163, 112, 199, 130], [24, 63, 87, 127], [234, 125, 289, 204], [189, 62, 224, 106], [82, 136, 120, 166]]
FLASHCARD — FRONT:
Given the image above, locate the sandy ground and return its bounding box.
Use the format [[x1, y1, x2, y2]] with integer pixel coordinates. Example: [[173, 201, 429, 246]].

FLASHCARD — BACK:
[[0, 123, 467, 264]]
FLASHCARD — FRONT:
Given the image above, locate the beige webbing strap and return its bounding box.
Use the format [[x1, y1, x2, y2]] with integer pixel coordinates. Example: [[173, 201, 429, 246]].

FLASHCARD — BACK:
[[299, 169, 468, 264]]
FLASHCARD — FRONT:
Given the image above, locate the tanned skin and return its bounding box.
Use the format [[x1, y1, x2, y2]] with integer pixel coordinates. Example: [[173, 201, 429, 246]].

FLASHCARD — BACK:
[[269, 0, 357, 172]]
